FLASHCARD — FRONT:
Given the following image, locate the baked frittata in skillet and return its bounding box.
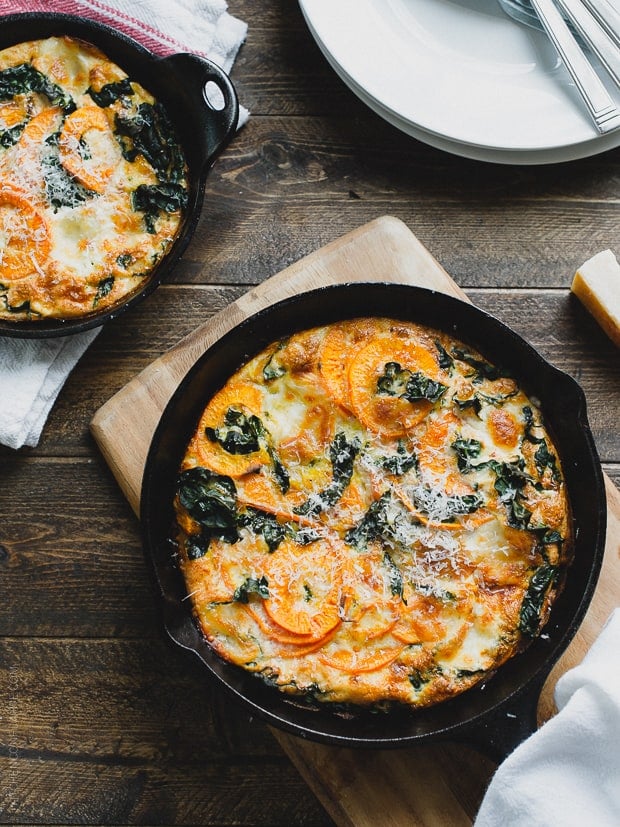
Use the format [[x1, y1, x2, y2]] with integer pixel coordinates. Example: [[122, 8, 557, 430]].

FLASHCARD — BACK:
[[173, 317, 570, 708], [0, 36, 188, 321]]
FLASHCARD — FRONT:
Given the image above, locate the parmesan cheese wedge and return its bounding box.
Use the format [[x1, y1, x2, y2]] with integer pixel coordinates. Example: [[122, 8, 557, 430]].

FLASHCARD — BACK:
[[571, 250, 620, 348]]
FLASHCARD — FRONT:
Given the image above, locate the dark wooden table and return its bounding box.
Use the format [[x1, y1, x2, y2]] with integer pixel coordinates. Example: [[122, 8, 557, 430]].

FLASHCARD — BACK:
[[1, 2, 619, 824]]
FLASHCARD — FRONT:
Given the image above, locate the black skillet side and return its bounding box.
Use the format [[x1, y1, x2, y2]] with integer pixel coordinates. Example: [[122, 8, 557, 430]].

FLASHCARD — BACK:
[[0, 13, 238, 338], [141, 284, 606, 762]]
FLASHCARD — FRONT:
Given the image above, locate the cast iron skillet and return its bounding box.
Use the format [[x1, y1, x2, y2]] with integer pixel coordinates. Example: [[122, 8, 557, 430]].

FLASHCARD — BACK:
[[141, 284, 607, 762], [0, 12, 238, 338]]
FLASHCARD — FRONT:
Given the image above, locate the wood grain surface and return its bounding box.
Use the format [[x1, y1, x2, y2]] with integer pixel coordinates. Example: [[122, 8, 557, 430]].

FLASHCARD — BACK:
[[1, 1, 619, 824], [90, 216, 620, 826]]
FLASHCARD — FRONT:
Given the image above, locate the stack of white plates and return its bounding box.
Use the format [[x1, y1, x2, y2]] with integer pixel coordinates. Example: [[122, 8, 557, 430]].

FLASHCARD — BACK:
[[299, 0, 620, 164]]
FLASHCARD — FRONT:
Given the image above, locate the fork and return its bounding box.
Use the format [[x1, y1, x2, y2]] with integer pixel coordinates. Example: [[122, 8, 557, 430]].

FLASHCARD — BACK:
[[500, 0, 620, 133]]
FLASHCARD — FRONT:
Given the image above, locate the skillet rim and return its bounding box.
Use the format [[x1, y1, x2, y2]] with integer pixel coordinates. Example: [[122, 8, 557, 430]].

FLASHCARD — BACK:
[[140, 282, 607, 752]]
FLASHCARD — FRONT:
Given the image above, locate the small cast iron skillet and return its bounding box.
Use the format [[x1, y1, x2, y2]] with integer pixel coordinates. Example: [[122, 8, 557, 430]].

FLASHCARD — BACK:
[[0, 12, 239, 338], [141, 284, 607, 762]]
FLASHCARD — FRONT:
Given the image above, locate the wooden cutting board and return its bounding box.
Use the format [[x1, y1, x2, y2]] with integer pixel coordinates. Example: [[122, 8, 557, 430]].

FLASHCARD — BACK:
[[91, 216, 620, 826]]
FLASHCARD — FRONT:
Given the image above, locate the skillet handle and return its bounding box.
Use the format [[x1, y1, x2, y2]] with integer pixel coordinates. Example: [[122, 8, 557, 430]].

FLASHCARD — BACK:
[[455, 677, 547, 764], [157, 53, 239, 169]]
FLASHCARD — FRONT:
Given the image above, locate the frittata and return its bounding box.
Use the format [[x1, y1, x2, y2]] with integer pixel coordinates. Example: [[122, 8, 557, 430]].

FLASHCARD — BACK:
[[173, 317, 570, 709], [0, 36, 188, 321]]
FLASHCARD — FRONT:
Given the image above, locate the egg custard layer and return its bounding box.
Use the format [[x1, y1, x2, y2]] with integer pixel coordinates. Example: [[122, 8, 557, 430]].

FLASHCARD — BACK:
[[174, 318, 570, 709], [0, 36, 188, 321]]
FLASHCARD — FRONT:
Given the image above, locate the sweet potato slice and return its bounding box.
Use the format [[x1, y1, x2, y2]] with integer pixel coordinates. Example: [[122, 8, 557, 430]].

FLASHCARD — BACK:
[[0, 189, 50, 281], [319, 318, 390, 410], [263, 538, 343, 639], [317, 635, 405, 674], [190, 382, 270, 478], [58, 105, 117, 193], [348, 338, 442, 437], [19, 106, 63, 145]]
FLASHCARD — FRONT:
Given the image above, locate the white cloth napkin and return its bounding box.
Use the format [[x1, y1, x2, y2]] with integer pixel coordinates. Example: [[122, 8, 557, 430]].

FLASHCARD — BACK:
[[475, 608, 620, 827], [0, 0, 247, 450]]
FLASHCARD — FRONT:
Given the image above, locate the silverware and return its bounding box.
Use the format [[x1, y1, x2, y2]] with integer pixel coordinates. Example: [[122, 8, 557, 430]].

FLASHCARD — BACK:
[[574, 0, 620, 46], [554, 0, 620, 85], [501, 0, 620, 133]]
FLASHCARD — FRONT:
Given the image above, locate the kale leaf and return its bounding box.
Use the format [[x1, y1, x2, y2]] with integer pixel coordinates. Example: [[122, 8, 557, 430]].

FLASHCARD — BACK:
[[519, 564, 557, 637], [434, 339, 454, 371], [0, 63, 75, 112], [238, 506, 287, 553], [88, 78, 134, 107], [116, 102, 185, 182], [205, 406, 289, 494], [294, 432, 361, 516], [345, 491, 393, 548], [377, 361, 447, 403], [93, 276, 115, 308], [451, 347, 507, 382], [233, 576, 269, 603], [262, 341, 287, 381], [380, 441, 418, 475], [177, 466, 238, 545], [490, 459, 533, 530], [0, 121, 25, 148], [206, 407, 263, 455], [383, 552, 404, 601], [131, 182, 188, 233], [451, 437, 483, 473]]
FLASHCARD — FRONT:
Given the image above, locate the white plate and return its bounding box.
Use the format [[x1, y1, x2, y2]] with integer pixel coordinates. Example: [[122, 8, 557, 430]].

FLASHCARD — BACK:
[[299, 0, 620, 162]]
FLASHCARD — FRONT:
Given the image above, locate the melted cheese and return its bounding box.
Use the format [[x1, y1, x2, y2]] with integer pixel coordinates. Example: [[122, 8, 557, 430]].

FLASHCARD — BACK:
[[0, 36, 187, 321], [174, 318, 571, 709]]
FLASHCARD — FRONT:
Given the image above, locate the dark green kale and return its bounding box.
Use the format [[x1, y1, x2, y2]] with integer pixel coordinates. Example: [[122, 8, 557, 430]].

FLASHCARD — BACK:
[[186, 533, 210, 560], [490, 459, 533, 530], [434, 339, 454, 371], [233, 576, 269, 603], [454, 396, 483, 416], [294, 432, 361, 516], [451, 437, 483, 473], [522, 406, 546, 444], [534, 441, 559, 479], [116, 253, 134, 269], [376, 361, 447, 403], [0, 296, 33, 315], [0, 121, 25, 148], [205, 407, 289, 494], [262, 341, 287, 381], [87, 78, 134, 107], [409, 665, 442, 690], [206, 407, 263, 455], [238, 506, 287, 553], [115, 102, 185, 182], [93, 276, 115, 308], [383, 552, 404, 601], [519, 564, 557, 637], [452, 347, 507, 382], [345, 491, 393, 548], [0, 63, 75, 112], [380, 441, 418, 475], [292, 526, 321, 545], [131, 182, 188, 233], [177, 466, 238, 545], [409, 486, 483, 518]]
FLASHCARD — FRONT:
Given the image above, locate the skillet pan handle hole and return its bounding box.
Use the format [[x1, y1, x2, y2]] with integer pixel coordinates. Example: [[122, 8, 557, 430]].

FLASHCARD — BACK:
[[203, 80, 226, 111]]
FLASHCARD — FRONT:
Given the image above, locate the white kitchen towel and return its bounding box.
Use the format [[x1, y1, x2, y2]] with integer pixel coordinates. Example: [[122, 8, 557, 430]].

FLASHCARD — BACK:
[[475, 608, 620, 827], [0, 0, 247, 450]]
